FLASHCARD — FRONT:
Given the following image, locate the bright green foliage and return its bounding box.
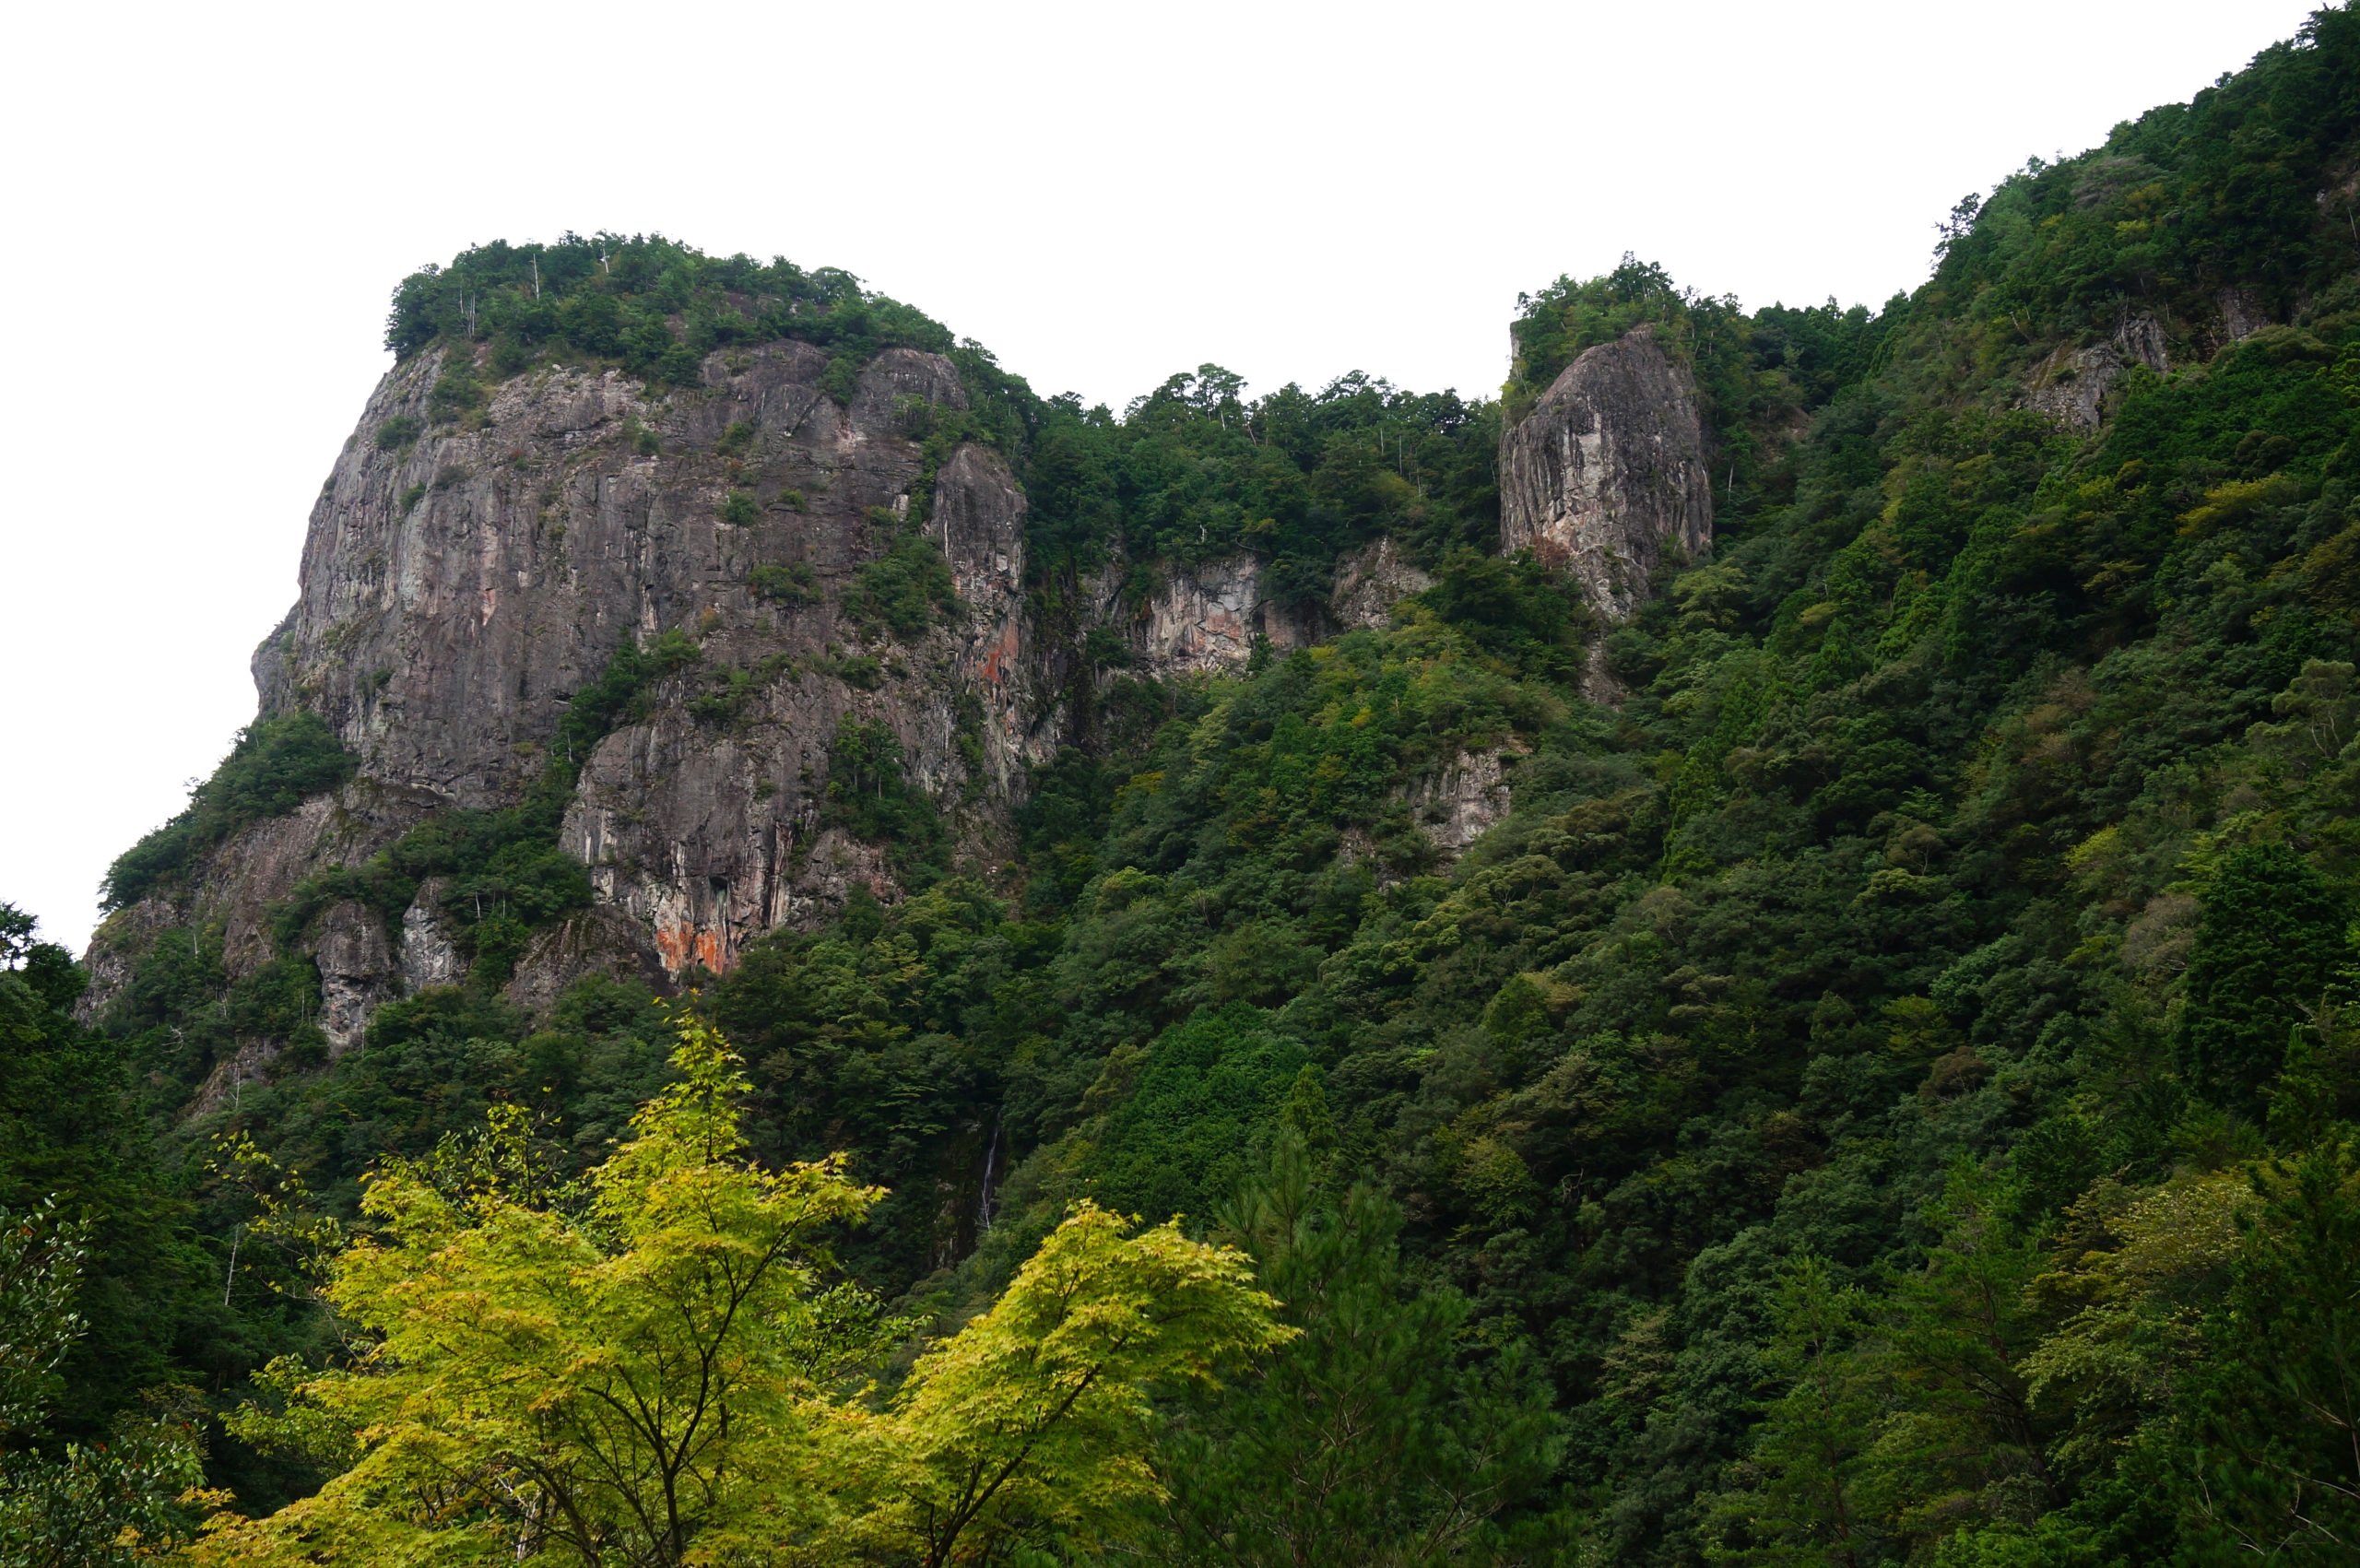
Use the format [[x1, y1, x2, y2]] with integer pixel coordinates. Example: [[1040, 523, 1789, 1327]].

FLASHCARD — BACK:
[[197, 1020, 886, 1564], [102, 712, 356, 911], [195, 1020, 1281, 1568], [861, 1201, 1288, 1566]]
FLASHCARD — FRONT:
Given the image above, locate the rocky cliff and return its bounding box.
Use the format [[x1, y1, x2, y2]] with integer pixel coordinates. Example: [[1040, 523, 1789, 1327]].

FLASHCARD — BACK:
[[89, 340, 1055, 1043], [1499, 324, 1713, 676], [84, 335, 1464, 1054]]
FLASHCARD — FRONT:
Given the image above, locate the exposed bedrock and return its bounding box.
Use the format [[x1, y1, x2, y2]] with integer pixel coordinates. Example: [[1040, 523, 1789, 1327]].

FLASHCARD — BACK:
[[1499, 324, 1714, 632]]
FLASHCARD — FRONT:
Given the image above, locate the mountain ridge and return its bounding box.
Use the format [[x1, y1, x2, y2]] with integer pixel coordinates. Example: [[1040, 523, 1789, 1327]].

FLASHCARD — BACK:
[[21, 7, 2360, 1558]]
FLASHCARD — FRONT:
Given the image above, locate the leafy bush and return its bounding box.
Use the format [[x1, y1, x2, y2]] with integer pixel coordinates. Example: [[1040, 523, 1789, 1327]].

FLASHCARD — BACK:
[[372, 415, 420, 451], [748, 561, 818, 607], [1085, 1005, 1305, 1221], [426, 368, 482, 421], [846, 530, 957, 637], [103, 713, 357, 911], [718, 489, 760, 525], [823, 717, 942, 878], [1423, 548, 1591, 678]]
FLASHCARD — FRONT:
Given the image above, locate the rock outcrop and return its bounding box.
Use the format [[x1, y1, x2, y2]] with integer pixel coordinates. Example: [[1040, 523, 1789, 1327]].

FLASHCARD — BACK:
[[1500, 325, 1713, 628], [1131, 557, 1320, 674], [2216, 289, 2272, 342], [1127, 538, 1436, 678], [2024, 312, 2172, 430], [1329, 537, 1434, 631], [88, 339, 1056, 1037], [85, 332, 1457, 1046], [1401, 747, 1513, 858]]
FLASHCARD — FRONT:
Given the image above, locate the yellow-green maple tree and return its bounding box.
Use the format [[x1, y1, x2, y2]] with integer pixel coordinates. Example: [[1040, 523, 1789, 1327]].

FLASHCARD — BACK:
[[195, 1017, 1285, 1567]]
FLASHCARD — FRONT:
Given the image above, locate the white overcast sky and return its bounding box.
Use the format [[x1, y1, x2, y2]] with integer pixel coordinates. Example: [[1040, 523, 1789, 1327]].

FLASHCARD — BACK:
[[0, 0, 2325, 954]]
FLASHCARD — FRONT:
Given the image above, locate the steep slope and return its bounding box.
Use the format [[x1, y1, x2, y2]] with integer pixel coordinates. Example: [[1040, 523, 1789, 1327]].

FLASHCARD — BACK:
[[42, 7, 2360, 1560], [84, 245, 1524, 1080], [89, 338, 1043, 1056]]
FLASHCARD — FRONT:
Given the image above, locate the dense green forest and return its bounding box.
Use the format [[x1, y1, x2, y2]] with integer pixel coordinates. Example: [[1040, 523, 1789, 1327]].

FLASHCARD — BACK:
[[7, 6, 2360, 1562]]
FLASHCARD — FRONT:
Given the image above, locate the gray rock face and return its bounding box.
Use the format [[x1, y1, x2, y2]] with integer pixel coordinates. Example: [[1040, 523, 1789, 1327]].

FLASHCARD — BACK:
[[1133, 557, 1313, 674], [2024, 347, 2125, 430], [100, 338, 1061, 1042], [2024, 312, 2171, 431], [1329, 537, 1434, 631], [1499, 325, 1713, 626], [91, 327, 1460, 1047], [399, 890, 462, 993], [260, 342, 986, 812], [79, 776, 438, 1023], [2217, 289, 2272, 341], [1121, 537, 1434, 679], [505, 906, 671, 1015], [314, 901, 394, 1054], [1401, 747, 1512, 858]]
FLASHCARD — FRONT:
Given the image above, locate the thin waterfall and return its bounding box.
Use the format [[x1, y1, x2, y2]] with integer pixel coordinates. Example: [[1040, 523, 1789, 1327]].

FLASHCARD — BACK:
[[975, 1108, 1005, 1232]]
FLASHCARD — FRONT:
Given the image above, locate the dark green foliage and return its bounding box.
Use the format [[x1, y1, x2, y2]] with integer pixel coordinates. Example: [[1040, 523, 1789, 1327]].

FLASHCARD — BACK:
[[2177, 844, 2352, 1112], [717, 489, 760, 525], [101, 713, 356, 912], [2178, 1143, 2360, 1559], [41, 10, 2360, 1553], [426, 367, 482, 422], [1929, 5, 2360, 353], [0, 908, 206, 1443], [707, 878, 1024, 1285], [846, 526, 957, 637], [1019, 367, 1500, 592], [1425, 548, 1593, 678], [221, 977, 678, 1212], [372, 415, 419, 451], [748, 561, 818, 607], [1150, 1139, 1567, 1564], [822, 717, 942, 880], [1086, 1006, 1304, 1224], [384, 232, 958, 392]]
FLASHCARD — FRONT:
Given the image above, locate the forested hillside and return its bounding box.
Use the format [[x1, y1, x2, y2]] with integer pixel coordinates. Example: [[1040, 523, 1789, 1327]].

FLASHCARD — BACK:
[[5, 7, 2359, 1563]]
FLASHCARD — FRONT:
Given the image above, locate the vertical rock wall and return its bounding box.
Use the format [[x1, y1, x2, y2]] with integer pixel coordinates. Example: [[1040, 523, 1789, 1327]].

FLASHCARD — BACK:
[[1499, 324, 1713, 630]]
